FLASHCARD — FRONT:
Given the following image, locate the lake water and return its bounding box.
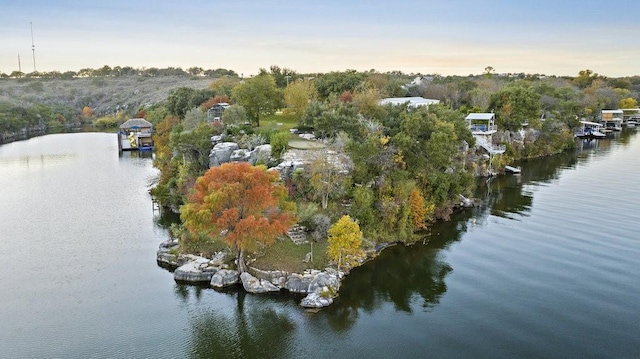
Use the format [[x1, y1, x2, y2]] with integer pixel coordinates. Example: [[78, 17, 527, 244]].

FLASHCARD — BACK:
[[1, 132, 639, 358]]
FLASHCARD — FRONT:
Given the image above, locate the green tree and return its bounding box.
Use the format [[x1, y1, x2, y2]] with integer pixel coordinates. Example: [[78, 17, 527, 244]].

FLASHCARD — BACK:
[[265, 65, 298, 88], [484, 66, 496, 78], [187, 67, 204, 76], [308, 151, 349, 209], [170, 122, 216, 175], [303, 102, 360, 139], [362, 72, 407, 98], [314, 70, 367, 100], [573, 69, 598, 89], [181, 162, 296, 272], [327, 215, 365, 272], [232, 73, 283, 127], [166, 87, 215, 119], [284, 79, 316, 123], [489, 84, 541, 131], [209, 76, 241, 98], [182, 107, 206, 131], [352, 88, 383, 120], [269, 131, 291, 159], [221, 104, 248, 126], [349, 186, 376, 230]]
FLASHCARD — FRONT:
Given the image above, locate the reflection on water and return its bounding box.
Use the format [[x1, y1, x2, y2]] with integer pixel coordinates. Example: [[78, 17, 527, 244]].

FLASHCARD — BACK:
[[2, 131, 640, 358], [188, 290, 296, 359]]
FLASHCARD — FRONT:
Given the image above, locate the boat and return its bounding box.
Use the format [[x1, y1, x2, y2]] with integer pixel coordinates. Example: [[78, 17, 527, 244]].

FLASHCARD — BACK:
[[504, 165, 521, 174], [621, 109, 640, 127], [625, 116, 639, 128], [575, 121, 606, 139]]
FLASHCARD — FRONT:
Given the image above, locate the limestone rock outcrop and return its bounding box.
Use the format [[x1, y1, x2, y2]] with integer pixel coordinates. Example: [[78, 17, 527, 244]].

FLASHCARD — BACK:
[[174, 256, 219, 282], [230, 149, 251, 162], [209, 142, 239, 167], [249, 144, 272, 165], [240, 272, 281, 293], [210, 269, 240, 288]]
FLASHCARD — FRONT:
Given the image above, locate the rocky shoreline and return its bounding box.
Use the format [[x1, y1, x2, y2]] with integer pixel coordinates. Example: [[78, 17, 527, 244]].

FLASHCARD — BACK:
[[157, 239, 343, 308]]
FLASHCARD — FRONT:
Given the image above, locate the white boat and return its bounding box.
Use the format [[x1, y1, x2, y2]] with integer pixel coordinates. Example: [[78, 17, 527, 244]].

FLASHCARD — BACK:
[[622, 109, 640, 127], [625, 116, 639, 128], [505, 165, 521, 174], [575, 121, 606, 139]]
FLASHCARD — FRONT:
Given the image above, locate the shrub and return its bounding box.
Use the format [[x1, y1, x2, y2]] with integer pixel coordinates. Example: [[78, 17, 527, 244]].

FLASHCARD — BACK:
[[297, 202, 321, 228], [270, 131, 291, 158]]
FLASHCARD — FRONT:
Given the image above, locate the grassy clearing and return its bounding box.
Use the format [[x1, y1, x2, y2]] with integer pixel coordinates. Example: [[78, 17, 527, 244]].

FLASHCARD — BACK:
[[179, 237, 231, 258], [288, 138, 325, 150], [260, 112, 298, 131], [251, 237, 330, 273]]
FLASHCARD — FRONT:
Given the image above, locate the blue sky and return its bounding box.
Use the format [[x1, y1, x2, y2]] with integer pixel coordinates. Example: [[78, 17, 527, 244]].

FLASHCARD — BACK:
[[1, 0, 639, 77]]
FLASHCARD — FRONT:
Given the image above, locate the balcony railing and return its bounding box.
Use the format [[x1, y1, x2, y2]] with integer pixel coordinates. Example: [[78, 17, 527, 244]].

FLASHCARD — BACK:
[[469, 124, 497, 132]]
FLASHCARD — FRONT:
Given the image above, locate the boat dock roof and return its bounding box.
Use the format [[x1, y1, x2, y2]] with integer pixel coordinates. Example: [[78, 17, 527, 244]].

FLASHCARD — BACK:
[[580, 120, 602, 127]]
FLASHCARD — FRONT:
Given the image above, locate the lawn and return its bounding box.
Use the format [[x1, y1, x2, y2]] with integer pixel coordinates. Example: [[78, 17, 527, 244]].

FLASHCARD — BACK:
[[250, 237, 330, 273], [260, 112, 298, 131]]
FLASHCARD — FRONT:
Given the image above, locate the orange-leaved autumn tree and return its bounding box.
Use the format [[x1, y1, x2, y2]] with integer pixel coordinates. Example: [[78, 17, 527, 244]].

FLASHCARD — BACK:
[[181, 162, 296, 272], [81, 106, 94, 119], [200, 95, 231, 111]]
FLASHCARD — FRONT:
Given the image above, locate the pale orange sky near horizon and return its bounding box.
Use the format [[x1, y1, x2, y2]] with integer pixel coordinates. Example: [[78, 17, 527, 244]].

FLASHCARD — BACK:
[[1, 0, 639, 77]]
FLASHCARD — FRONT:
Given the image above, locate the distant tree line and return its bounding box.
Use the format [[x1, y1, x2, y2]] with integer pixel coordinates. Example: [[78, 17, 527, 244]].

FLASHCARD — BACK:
[[0, 65, 238, 80], [0, 101, 77, 135]]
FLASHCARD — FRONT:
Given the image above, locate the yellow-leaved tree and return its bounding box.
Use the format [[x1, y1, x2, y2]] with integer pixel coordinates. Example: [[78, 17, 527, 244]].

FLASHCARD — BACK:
[[619, 97, 638, 109], [327, 215, 365, 272], [408, 188, 429, 231]]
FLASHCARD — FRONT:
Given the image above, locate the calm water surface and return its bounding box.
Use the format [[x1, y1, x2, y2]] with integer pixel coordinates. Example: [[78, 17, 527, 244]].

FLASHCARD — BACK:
[[1, 132, 639, 358]]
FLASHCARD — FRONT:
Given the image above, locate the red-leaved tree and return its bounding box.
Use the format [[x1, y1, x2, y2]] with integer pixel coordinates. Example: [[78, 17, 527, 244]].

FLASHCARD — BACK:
[[181, 162, 296, 272]]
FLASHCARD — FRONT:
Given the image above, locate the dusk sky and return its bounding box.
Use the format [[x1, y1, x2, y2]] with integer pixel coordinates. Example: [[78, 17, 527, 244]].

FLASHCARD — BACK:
[[1, 0, 639, 77]]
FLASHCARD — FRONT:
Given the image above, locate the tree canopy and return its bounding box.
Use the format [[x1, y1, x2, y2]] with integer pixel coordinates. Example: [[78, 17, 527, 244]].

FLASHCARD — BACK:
[[327, 215, 365, 272], [180, 162, 296, 272], [284, 79, 316, 124], [232, 74, 283, 127], [489, 84, 541, 131]]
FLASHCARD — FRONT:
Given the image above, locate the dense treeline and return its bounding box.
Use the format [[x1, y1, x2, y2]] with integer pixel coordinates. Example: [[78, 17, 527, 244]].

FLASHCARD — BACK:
[[0, 65, 238, 80], [147, 66, 639, 250], [0, 101, 77, 135]]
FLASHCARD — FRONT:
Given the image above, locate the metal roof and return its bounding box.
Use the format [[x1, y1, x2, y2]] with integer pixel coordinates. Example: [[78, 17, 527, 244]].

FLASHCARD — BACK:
[[465, 113, 495, 120], [580, 120, 602, 127], [120, 118, 153, 129], [379, 97, 440, 107]]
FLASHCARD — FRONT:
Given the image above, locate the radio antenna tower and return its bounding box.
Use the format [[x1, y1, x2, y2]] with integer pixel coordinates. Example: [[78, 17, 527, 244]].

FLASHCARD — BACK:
[[30, 21, 36, 72]]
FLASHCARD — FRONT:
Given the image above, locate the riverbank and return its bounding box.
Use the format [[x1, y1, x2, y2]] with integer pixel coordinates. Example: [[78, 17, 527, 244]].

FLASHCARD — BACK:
[[154, 195, 476, 309], [156, 239, 344, 308]]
